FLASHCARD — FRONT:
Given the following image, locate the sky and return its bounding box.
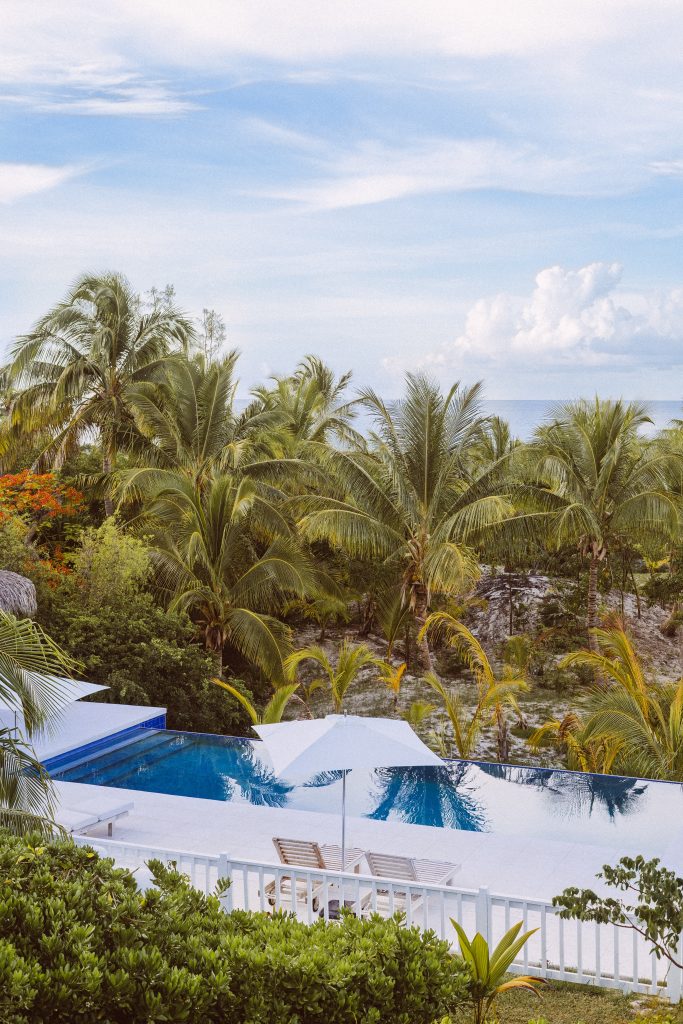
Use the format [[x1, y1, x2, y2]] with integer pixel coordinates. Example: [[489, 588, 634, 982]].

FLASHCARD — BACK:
[[2, 1, 683, 399]]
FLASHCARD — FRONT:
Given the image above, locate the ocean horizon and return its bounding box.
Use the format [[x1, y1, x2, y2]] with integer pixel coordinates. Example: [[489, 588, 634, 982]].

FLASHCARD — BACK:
[[483, 399, 681, 440], [235, 397, 682, 441]]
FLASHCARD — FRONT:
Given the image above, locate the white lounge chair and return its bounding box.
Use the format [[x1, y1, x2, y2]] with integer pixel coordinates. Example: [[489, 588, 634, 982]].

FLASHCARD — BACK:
[[264, 837, 365, 909], [361, 851, 460, 916], [55, 796, 134, 836]]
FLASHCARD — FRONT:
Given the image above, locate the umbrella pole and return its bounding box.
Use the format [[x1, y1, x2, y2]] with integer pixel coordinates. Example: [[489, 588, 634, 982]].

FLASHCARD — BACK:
[[341, 769, 347, 871]]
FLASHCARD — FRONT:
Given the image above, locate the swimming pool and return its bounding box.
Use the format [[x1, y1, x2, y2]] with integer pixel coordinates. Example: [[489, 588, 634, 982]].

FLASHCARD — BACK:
[[48, 726, 683, 849]]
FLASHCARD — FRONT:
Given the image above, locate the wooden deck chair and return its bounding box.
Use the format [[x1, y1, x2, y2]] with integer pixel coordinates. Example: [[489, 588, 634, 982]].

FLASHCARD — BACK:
[[361, 851, 459, 916], [264, 838, 364, 909]]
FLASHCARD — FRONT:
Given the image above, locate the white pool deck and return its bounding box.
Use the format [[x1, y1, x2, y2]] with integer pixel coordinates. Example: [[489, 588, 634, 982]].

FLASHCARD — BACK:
[[44, 701, 683, 902], [52, 777, 683, 901]]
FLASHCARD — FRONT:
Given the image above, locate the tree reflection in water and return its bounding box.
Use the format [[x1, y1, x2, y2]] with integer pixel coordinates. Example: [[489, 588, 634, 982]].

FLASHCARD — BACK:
[[368, 762, 488, 831], [303, 770, 346, 788], [477, 762, 646, 820], [218, 742, 293, 807]]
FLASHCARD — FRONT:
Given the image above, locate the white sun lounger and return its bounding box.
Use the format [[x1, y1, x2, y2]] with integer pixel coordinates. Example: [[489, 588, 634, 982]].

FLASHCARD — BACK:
[[55, 796, 134, 836]]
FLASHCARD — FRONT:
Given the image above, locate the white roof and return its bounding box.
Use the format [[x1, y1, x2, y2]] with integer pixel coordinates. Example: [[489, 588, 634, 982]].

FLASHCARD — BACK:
[[0, 676, 108, 713]]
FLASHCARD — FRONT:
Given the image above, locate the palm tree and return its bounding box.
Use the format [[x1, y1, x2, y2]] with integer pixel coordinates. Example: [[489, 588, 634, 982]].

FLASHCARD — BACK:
[[454, 920, 546, 1024], [4, 273, 194, 514], [284, 640, 384, 713], [213, 678, 302, 727], [471, 414, 519, 470], [297, 375, 515, 668], [0, 611, 75, 834], [252, 356, 362, 455], [560, 625, 683, 781], [147, 473, 322, 681], [122, 352, 284, 494], [527, 711, 620, 774], [377, 660, 407, 710], [523, 399, 680, 648], [420, 612, 528, 761]]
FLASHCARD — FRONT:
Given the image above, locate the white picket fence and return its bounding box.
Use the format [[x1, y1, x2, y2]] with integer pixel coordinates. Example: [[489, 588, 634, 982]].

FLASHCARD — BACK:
[[74, 835, 683, 1002]]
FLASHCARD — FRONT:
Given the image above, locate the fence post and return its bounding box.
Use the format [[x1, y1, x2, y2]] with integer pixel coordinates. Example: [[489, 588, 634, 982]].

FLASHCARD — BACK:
[[665, 936, 683, 1004], [217, 853, 233, 913], [475, 887, 490, 944]]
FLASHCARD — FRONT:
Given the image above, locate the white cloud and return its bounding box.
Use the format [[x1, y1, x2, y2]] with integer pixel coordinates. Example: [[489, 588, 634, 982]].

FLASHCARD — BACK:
[[649, 159, 683, 176], [99, 0, 626, 63], [0, 162, 85, 203], [250, 138, 619, 211], [387, 262, 683, 373], [34, 84, 198, 116], [0, 2, 673, 81]]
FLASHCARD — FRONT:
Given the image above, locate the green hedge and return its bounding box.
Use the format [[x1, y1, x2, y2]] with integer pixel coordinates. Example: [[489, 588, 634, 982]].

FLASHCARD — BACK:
[[0, 833, 466, 1023]]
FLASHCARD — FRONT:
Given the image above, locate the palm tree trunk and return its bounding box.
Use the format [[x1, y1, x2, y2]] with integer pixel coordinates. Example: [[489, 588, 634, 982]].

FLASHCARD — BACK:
[[630, 568, 642, 620], [496, 708, 509, 762], [414, 585, 433, 671], [102, 453, 114, 518], [587, 555, 600, 650]]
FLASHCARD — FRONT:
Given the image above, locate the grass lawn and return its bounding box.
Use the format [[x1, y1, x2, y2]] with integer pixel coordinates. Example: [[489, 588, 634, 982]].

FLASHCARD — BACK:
[[451, 980, 683, 1023]]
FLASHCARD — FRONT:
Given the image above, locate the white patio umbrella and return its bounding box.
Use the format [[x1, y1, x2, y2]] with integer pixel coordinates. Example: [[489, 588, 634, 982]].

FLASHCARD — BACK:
[[254, 714, 442, 869]]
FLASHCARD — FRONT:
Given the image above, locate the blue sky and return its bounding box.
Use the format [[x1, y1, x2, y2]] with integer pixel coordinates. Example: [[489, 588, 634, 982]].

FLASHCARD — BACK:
[[3, 1, 683, 398]]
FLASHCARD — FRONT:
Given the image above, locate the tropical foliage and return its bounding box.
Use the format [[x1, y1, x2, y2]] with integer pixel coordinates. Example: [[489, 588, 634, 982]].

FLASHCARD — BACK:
[[213, 677, 301, 726], [522, 399, 680, 645], [3, 272, 683, 785], [147, 472, 321, 679], [554, 854, 683, 969], [285, 640, 385, 712], [296, 375, 514, 668], [0, 612, 75, 833], [531, 625, 683, 781], [3, 273, 194, 514], [421, 612, 528, 760], [452, 919, 546, 1024]]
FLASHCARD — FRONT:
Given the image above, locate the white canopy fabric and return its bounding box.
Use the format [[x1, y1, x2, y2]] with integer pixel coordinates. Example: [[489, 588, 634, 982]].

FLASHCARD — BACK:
[[255, 714, 441, 777], [254, 714, 441, 868]]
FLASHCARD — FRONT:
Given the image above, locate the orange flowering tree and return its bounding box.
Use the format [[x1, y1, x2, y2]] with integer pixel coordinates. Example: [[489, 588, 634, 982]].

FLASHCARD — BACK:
[[0, 473, 84, 589], [0, 471, 83, 528]]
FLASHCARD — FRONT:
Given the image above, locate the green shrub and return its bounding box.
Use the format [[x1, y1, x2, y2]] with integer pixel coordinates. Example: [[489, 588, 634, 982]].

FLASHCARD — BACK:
[[0, 833, 467, 1024], [38, 586, 252, 735], [69, 518, 150, 608]]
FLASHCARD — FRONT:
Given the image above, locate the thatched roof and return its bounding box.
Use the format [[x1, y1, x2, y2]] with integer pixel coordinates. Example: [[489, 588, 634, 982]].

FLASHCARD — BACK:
[[0, 570, 37, 618]]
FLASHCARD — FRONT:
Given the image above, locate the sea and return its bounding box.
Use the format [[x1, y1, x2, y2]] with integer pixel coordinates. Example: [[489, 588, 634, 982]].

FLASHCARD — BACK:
[[234, 398, 681, 441], [482, 400, 681, 441]]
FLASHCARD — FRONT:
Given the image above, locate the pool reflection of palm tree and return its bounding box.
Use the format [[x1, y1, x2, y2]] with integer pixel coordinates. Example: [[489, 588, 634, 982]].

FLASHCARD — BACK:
[[477, 762, 645, 820], [217, 742, 293, 807], [303, 770, 345, 788], [369, 763, 487, 831]]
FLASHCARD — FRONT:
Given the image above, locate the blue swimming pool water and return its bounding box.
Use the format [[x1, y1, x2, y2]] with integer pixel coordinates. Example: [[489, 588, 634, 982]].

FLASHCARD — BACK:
[[49, 727, 683, 850]]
